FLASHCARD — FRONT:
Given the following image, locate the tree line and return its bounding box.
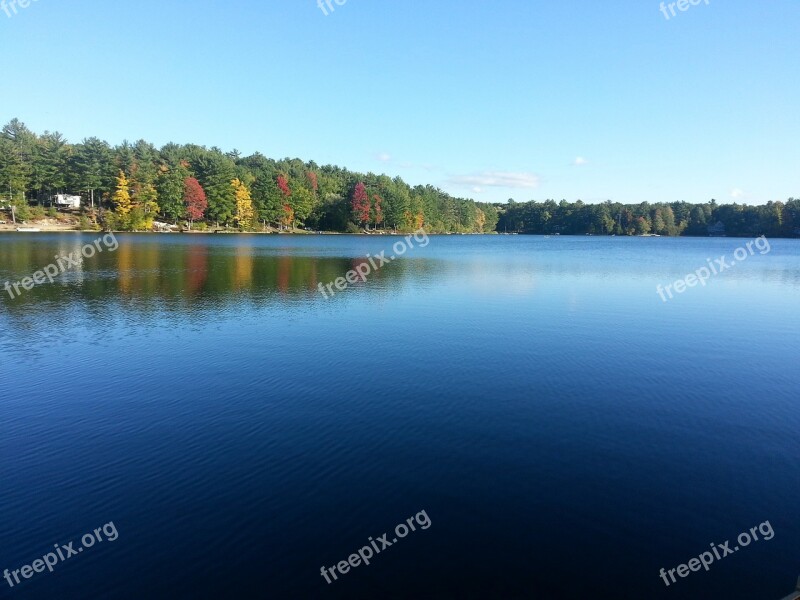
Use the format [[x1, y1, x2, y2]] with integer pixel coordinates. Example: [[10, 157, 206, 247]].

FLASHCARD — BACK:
[[0, 119, 498, 233], [1, 118, 796, 237], [496, 198, 800, 237]]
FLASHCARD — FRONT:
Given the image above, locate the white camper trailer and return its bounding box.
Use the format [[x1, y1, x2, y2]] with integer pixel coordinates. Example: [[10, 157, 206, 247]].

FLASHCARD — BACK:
[[53, 194, 82, 209]]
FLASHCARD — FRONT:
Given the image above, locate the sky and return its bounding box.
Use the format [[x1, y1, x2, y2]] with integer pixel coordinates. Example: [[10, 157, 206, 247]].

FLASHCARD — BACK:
[[0, 0, 797, 205]]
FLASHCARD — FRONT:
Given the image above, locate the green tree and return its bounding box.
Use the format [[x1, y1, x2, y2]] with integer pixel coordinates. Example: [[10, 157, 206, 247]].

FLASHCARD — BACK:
[[156, 162, 190, 221], [289, 186, 315, 229], [32, 131, 69, 203], [196, 153, 237, 225], [0, 136, 30, 204], [68, 137, 114, 207]]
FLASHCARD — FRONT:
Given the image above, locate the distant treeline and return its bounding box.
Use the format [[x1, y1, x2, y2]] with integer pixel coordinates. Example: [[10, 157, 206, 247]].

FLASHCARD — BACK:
[[496, 198, 800, 237], [0, 119, 498, 233], [1, 119, 796, 237]]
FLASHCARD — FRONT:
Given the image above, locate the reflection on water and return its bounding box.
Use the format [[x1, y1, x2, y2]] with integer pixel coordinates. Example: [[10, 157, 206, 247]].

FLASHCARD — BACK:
[[0, 234, 436, 311], [0, 234, 457, 357], [1, 234, 800, 599], [2, 234, 799, 344]]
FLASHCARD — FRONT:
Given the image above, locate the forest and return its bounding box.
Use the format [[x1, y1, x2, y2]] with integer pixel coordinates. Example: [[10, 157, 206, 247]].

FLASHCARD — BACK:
[[0, 119, 497, 233], [497, 198, 800, 238], [0, 118, 796, 237]]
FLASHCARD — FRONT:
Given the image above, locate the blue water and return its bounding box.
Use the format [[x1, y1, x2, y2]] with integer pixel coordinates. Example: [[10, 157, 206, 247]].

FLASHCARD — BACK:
[[1, 234, 798, 599]]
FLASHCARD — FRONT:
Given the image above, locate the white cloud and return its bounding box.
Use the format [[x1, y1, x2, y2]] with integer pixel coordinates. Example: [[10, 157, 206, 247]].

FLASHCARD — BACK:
[[375, 152, 392, 162], [448, 171, 541, 189], [731, 188, 746, 199], [573, 156, 588, 166], [471, 186, 483, 194]]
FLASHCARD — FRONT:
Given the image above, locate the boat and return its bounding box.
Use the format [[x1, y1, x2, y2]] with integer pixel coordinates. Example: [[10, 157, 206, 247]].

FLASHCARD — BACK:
[[16, 227, 41, 232]]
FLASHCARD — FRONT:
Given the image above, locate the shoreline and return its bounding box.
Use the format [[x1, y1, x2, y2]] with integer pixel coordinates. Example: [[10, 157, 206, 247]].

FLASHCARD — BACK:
[[1, 228, 796, 240], [0, 221, 493, 236]]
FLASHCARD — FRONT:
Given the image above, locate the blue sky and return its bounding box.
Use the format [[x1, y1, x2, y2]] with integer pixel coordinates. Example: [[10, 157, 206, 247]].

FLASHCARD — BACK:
[[1, 0, 797, 204]]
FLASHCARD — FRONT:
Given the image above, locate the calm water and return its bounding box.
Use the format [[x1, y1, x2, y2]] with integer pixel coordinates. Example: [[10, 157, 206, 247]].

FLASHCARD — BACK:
[[0, 233, 798, 599]]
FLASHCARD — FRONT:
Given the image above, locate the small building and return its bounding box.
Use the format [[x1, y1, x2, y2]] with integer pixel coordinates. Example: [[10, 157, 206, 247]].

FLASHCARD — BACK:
[[53, 194, 81, 209], [707, 221, 726, 237]]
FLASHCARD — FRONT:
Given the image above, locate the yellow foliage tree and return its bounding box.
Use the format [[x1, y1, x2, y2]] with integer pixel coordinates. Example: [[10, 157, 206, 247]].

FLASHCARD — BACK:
[[110, 171, 133, 230], [403, 210, 414, 230], [282, 205, 294, 229], [232, 178, 255, 230], [475, 208, 486, 232], [113, 171, 131, 217]]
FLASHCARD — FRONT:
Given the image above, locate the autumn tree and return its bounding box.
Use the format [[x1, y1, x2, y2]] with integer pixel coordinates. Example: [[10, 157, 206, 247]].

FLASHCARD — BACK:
[[282, 205, 294, 229], [112, 170, 132, 227], [306, 171, 318, 193], [277, 175, 292, 230], [653, 210, 666, 235], [634, 216, 652, 235], [475, 207, 487, 232], [277, 174, 291, 197], [351, 182, 370, 229], [232, 178, 255, 230], [184, 177, 207, 229]]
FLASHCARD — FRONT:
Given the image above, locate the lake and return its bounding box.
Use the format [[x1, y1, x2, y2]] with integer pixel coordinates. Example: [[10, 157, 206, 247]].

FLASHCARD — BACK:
[[1, 233, 798, 599]]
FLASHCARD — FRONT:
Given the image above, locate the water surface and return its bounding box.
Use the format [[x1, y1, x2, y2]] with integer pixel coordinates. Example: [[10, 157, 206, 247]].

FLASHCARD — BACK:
[[1, 234, 798, 599]]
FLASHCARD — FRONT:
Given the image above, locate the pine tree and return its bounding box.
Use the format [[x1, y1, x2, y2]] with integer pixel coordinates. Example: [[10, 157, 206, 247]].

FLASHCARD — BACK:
[[156, 163, 190, 221]]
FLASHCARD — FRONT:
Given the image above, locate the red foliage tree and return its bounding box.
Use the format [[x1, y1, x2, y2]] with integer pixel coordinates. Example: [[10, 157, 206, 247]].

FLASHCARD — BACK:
[[183, 177, 207, 225], [306, 171, 318, 192], [373, 194, 384, 229], [277, 175, 291, 198], [282, 204, 294, 227], [351, 182, 370, 227]]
